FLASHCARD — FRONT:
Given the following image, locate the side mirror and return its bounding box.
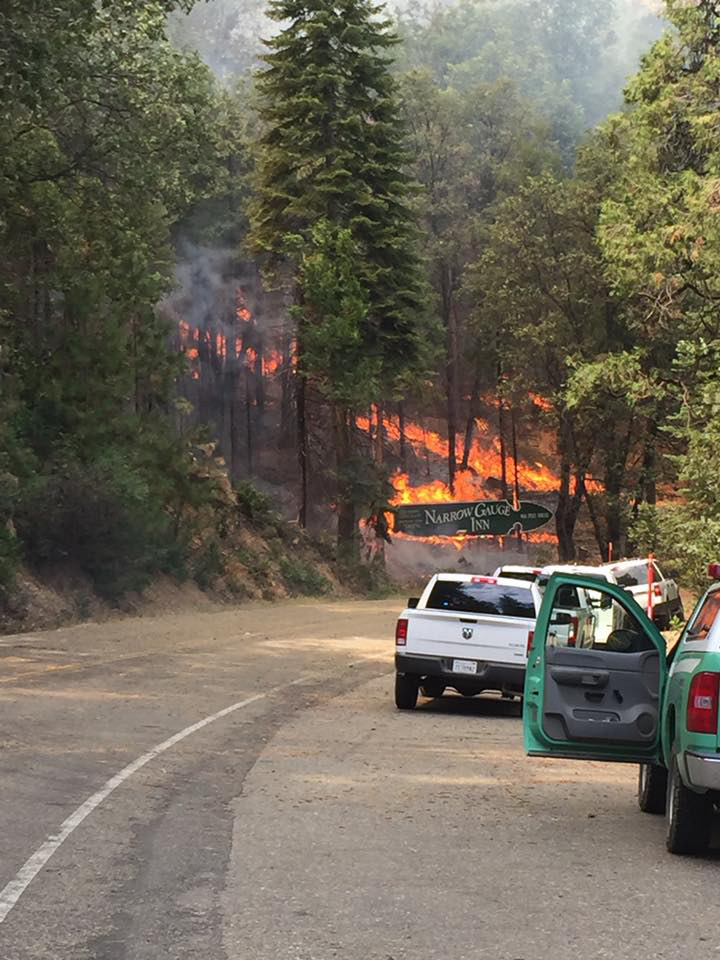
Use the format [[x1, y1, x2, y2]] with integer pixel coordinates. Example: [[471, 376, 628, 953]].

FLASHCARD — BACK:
[[407, 597, 419, 609], [551, 612, 573, 626]]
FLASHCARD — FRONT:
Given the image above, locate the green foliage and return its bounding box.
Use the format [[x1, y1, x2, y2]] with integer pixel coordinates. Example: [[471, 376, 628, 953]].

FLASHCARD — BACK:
[[251, 0, 426, 382], [0, 527, 20, 593], [292, 222, 378, 407], [631, 504, 718, 598], [395, 0, 664, 154], [235, 481, 274, 525], [278, 556, 331, 597], [192, 538, 227, 590], [0, 1, 240, 603], [14, 455, 185, 600]]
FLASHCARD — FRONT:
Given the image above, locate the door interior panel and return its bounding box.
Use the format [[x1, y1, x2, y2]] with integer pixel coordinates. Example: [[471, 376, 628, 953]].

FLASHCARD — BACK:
[[542, 647, 660, 744]]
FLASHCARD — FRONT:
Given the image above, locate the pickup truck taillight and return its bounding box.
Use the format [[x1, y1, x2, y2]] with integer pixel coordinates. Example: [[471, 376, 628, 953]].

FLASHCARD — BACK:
[[687, 672, 720, 734], [568, 615, 580, 648], [652, 584, 663, 598], [396, 618, 408, 646], [526, 630, 534, 657]]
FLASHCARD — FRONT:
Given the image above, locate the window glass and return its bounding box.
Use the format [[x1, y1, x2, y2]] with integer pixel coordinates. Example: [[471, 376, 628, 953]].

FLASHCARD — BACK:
[[614, 564, 647, 587], [498, 569, 538, 583], [426, 581, 535, 619], [547, 585, 655, 652], [651, 563, 663, 583], [556, 585, 581, 608], [687, 591, 720, 641]]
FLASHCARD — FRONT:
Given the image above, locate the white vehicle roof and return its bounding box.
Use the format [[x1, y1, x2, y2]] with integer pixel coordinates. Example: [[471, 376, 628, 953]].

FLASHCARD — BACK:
[[492, 564, 541, 575], [417, 572, 541, 616], [430, 572, 536, 588], [540, 563, 614, 581], [601, 558, 657, 574]]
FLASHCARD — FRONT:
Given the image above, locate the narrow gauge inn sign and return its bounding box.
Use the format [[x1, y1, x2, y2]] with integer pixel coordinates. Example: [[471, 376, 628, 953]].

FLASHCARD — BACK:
[[393, 500, 554, 538]]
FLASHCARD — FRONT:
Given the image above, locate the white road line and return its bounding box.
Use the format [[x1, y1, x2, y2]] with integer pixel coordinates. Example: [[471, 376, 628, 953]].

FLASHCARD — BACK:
[[0, 679, 307, 924]]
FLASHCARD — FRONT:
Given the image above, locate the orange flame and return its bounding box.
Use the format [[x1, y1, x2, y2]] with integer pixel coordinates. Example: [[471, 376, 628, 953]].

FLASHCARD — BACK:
[[357, 413, 559, 502], [263, 350, 283, 376]]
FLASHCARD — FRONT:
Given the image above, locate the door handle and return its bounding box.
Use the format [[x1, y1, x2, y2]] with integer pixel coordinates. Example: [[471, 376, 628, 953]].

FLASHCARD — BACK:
[[550, 667, 609, 689]]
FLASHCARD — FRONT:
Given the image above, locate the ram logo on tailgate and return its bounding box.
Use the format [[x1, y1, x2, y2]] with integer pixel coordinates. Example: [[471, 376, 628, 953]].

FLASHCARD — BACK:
[[462, 627, 474, 640]]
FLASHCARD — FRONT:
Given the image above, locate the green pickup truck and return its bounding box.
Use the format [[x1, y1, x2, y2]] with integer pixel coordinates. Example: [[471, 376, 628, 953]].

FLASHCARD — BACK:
[[524, 568, 720, 855]]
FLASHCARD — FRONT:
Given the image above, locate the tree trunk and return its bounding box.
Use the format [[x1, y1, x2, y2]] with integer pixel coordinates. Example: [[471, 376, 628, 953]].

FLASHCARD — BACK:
[[374, 403, 384, 465], [229, 364, 243, 485], [497, 387, 509, 501], [640, 419, 658, 506], [510, 405, 521, 509], [441, 265, 458, 493], [461, 370, 481, 471], [333, 404, 357, 572], [555, 412, 583, 561], [398, 402, 407, 473], [245, 364, 254, 476], [446, 317, 458, 492], [279, 331, 294, 448], [581, 479, 608, 561], [296, 332, 308, 528], [604, 420, 634, 557]]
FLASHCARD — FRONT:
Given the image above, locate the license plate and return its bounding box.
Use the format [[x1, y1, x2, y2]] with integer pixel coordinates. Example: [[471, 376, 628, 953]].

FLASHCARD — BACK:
[[453, 659, 478, 675]]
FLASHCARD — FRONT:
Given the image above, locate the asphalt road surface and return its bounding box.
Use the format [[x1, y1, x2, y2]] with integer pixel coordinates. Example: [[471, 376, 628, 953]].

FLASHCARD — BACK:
[[1, 598, 718, 960]]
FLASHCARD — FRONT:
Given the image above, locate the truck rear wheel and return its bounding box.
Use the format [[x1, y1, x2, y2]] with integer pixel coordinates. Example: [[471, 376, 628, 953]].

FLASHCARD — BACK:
[[395, 673, 419, 710], [666, 757, 713, 855], [638, 763, 667, 814]]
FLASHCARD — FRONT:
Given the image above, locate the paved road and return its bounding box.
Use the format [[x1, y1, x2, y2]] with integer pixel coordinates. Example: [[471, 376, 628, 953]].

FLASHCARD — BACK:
[[0, 599, 718, 960]]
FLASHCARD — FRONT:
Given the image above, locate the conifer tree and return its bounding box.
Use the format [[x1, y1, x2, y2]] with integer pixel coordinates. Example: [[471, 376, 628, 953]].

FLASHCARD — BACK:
[[251, 0, 425, 560]]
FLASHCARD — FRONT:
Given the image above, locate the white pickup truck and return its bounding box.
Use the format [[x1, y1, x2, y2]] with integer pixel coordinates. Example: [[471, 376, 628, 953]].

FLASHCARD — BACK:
[[394, 573, 541, 710]]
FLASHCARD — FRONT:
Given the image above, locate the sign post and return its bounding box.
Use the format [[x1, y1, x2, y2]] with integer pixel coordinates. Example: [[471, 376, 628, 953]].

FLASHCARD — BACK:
[[393, 499, 554, 539]]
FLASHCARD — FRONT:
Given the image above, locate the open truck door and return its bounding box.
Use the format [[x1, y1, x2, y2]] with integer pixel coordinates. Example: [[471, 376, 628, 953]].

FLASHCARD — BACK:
[[524, 574, 668, 764]]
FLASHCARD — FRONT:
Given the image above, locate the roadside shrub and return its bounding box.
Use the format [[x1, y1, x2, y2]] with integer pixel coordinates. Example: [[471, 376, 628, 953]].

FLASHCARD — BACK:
[[14, 455, 184, 600], [0, 525, 19, 592], [235, 481, 274, 525], [278, 555, 330, 597], [193, 538, 226, 589]]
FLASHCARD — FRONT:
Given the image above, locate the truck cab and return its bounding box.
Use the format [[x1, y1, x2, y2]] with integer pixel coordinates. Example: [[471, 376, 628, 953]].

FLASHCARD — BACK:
[[524, 570, 720, 855]]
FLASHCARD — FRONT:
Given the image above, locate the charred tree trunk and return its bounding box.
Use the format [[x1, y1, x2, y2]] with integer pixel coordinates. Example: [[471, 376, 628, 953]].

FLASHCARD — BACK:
[[279, 329, 294, 448], [461, 370, 481, 471], [497, 386, 509, 502], [374, 403, 384, 466], [555, 413, 584, 562], [582, 480, 608, 562], [245, 363, 254, 476], [398, 402, 407, 473], [441, 266, 458, 493], [510, 405, 521, 509], [333, 404, 358, 572], [296, 331, 308, 528], [640, 419, 658, 507], [604, 420, 634, 558]]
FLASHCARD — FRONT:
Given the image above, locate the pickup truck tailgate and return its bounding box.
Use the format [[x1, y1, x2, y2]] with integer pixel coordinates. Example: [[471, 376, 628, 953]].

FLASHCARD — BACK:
[[406, 609, 531, 664]]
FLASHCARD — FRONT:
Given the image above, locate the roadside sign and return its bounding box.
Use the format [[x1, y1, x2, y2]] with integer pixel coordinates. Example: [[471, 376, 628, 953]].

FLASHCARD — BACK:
[[393, 500, 554, 538]]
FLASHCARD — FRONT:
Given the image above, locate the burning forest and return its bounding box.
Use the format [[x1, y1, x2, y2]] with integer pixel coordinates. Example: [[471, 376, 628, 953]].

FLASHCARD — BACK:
[[165, 245, 568, 570]]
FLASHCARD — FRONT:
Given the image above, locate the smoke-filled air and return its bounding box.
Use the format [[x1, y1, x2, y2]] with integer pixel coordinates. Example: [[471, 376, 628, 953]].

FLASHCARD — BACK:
[[4, 0, 720, 602]]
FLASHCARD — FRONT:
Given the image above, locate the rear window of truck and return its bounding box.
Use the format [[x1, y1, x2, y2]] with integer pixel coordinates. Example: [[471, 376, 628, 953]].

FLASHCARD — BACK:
[[497, 569, 538, 583], [426, 581, 536, 618]]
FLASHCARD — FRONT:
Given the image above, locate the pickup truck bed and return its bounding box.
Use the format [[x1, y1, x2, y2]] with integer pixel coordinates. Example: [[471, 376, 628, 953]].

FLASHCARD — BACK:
[[395, 573, 540, 709]]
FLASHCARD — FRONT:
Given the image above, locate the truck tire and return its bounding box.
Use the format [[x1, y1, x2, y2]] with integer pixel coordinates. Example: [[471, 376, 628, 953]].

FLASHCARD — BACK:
[[638, 763, 667, 814], [420, 681, 445, 699], [395, 673, 419, 710], [665, 757, 713, 855]]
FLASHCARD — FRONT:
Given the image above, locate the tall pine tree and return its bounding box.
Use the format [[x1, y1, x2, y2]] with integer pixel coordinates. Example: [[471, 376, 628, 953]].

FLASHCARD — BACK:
[[251, 0, 424, 566]]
